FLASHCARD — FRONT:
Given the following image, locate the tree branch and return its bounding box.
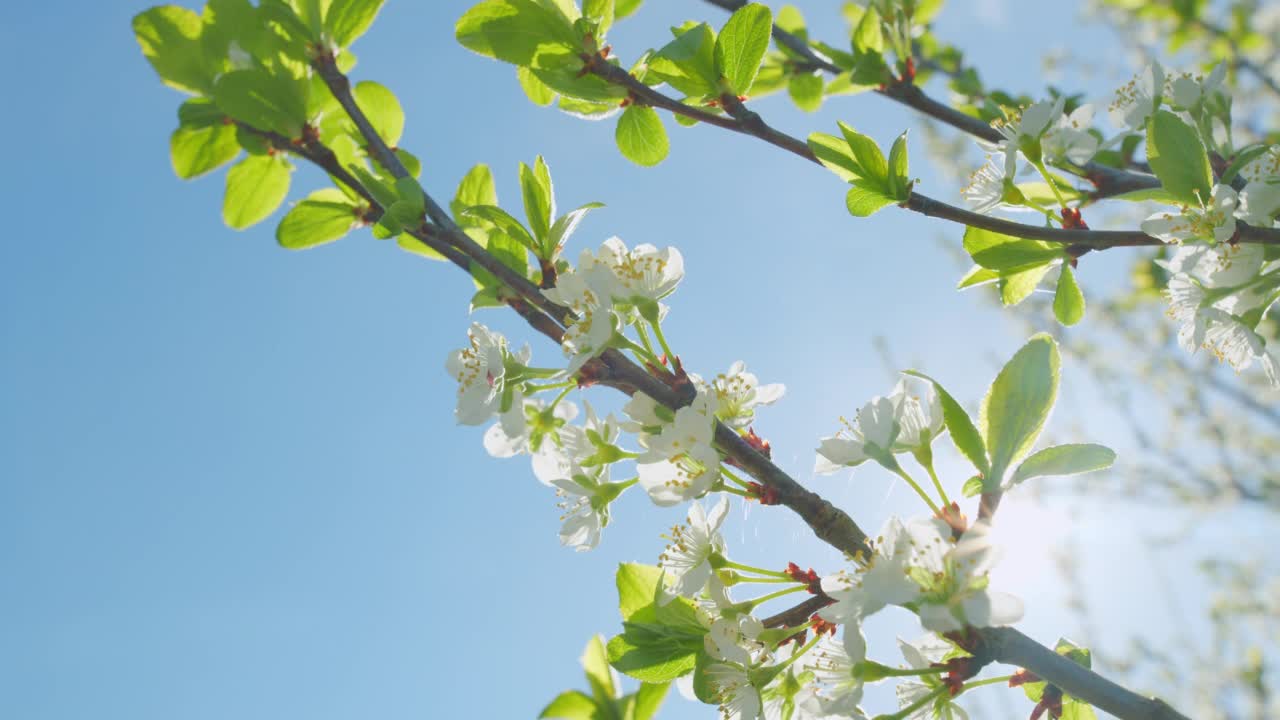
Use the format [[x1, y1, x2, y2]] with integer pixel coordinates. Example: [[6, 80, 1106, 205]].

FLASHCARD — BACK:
[[589, 58, 1280, 249], [696, 0, 1161, 197]]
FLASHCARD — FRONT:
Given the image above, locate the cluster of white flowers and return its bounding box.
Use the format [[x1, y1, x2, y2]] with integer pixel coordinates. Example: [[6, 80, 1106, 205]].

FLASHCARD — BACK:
[[444, 238, 791, 549]]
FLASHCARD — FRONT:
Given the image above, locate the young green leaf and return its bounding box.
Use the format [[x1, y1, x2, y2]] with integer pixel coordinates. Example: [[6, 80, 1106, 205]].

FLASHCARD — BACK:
[[787, 72, 824, 111], [649, 23, 719, 98], [807, 132, 860, 182], [616, 105, 669, 166], [1053, 263, 1086, 326], [214, 69, 307, 138], [133, 5, 211, 95], [581, 635, 617, 706], [962, 475, 984, 498], [545, 202, 605, 257], [629, 682, 669, 720], [517, 65, 557, 105], [353, 81, 405, 147], [538, 690, 599, 720], [223, 154, 292, 229], [462, 205, 538, 253], [451, 164, 499, 222], [397, 234, 446, 262], [963, 227, 1063, 272], [714, 3, 773, 95], [845, 182, 896, 216], [582, 0, 615, 38], [170, 122, 240, 179], [455, 0, 578, 69], [324, 0, 384, 48], [957, 265, 999, 289], [1007, 443, 1116, 489], [837, 121, 887, 184], [616, 563, 663, 620], [276, 188, 360, 249], [1000, 263, 1054, 306], [615, 0, 644, 19], [1146, 109, 1213, 206], [520, 157, 555, 242], [903, 370, 990, 476], [886, 130, 910, 201], [980, 334, 1061, 490], [852, 6, 884, 54]]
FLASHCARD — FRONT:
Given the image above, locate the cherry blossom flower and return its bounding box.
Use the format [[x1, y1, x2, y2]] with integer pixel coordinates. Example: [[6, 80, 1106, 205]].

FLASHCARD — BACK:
[[660, 498, 730, 599], [445, 323, 527, 425], [1042, 103, 1099, 166], [1141, 185, 1239, 244], [542, 266, 618, 373], [814, 395, 901, 474], [483, 391, 578, 458], [698, 361, 786, 430], [909, 519, 1025, 633], [1109, 62, 1164, 132]]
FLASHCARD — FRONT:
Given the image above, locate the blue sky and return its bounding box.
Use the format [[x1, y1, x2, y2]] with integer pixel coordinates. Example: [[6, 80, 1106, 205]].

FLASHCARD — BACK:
[[0, 2, 1224, 719]]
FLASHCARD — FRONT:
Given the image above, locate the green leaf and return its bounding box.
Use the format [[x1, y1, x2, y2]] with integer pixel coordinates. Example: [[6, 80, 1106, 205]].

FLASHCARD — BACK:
[[649, 23, 719, 98], [1000, 263, 1054, 306], [903, 371, 990, 476], [214, 69, 307, 138], [961, 475, 984, 497], [787, 72, 824, 112], [629, 683, 669, 720], [582, 635, 618, 705], [714, 3, 772, 95], [520, 156, 555, 242], [852, 6, 884, 54], [616, 105, 669, 166], [615, 0, 643, 19], [452, 164, 499, 224], [518, 65, 557, 105], [1008, 444, 1115, 489], [170, 114, 239, 179], [1221, 144, 1272, 184], [324, 0, 384, 48], [886, 130, 909, 201], [1053, 263, 1086, 326], [845, 181, 896, 216], [807, 132, 860, 182], [539, 690, 600, 720], [455, 0, 578, 69], [353, 81, 404, 147], [1146, 109, 1213, 205], [276, 188, 359, 248], [980, 334, 1061, 489], [616, 563, 662, 620], [957, 265, 999, 289], [583, 0, 615, 37], [223, 154, 292, 229], [546, 202, 605, 257], [963, 227, 1062, 272], [463, 205, 538, 253], [837, 121, 887, 183], [606, 634, 698, 683], [133, 5, 211, 94]]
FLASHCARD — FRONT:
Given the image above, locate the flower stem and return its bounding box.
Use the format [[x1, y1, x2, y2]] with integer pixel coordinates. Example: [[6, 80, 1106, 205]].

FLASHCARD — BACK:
[[960, 674, 1016, 692], [635, 322, 658, 357], [547, 385, 575, 413], [720, 465, 754, 490], [649, 319, 676, 361], [616, 335, 664, 367], [747, 584, 805, 609], [721, 559, 792, 580], [526, 380, 577, 393], [1033, 160, 1069, 209], [873, 685, 947, 720], [893, 466, 941, 515], [923, 460, 951, 507]]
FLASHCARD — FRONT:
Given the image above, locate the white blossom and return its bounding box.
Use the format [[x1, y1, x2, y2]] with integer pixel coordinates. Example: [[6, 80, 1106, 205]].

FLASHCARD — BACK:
[[1109, 62, 1164, 132], [892, 380, 945, 453], [542, 266, 618, 373], [814, 395, 901, 474], [895, 636, 969, 720], [660, 498, 730, 599], [483, 392, 578, 458], [1237, 180, 1280, 227], [585, 237, 684, 317], [1170, 64, 1227, 111], [805, 633, 871, 719], [961, 156, 1013, 215], [1042, 103, 1099, 166], [911, 520, 1025, 633], [698, 361, 786, 430], [1141, 184, 1238, 244], [445, 323, 525, 426], [637, 391, 722, 505]]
